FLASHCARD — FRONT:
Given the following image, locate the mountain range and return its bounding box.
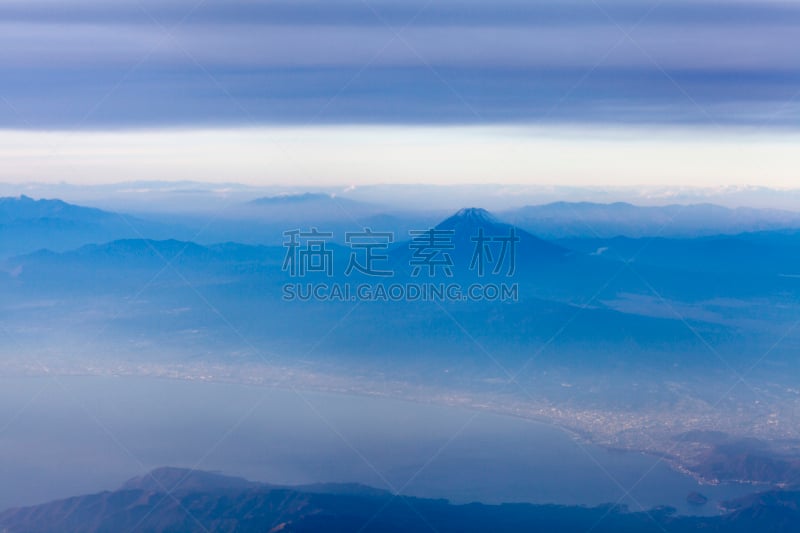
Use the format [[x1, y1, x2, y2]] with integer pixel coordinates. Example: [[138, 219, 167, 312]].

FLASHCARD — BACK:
[[3, 194, 800, 517], [2, 200, 798, 376], [1, 467, 798, 533], [0, 195, 179, 257], [8, 194, 800, 256]]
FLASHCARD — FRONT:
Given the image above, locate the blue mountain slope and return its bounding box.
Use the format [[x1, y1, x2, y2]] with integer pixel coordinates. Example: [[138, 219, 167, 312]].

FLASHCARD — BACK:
[[436, 207, 569, 260], [2, 467, 797, 533], [243, 192, 382, 221], [0, 195, 112, 223], [0, 195, 180, 257], [383, 207, 572, 281], [0, 243, 752, 372]]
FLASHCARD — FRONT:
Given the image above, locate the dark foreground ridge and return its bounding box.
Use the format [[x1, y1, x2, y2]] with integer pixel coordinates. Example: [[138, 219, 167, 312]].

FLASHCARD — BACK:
[[1, 467, 800, 532]]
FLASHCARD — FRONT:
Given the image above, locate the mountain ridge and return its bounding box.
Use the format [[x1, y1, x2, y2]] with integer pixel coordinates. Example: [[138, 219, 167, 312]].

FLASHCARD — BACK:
[[1, 467, 799, 533]]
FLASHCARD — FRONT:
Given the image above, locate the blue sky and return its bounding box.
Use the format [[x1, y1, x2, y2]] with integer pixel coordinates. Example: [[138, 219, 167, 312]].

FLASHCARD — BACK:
[[0, 0, 798, 186]]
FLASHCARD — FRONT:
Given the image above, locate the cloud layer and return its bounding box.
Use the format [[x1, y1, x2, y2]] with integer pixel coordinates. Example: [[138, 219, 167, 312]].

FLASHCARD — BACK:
[[1, 0, 799, 128]]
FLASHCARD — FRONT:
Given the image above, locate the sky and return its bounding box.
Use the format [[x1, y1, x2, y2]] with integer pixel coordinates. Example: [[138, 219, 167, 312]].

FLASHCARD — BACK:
[[1, 0, 799, 187]]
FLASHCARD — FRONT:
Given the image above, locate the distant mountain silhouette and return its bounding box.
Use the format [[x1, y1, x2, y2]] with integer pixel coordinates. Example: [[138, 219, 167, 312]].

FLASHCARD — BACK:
[[249, 192, 335, 205], [22, 239, 283, 265], [3, 206, 797, 373], [0, 195, 112, 224], [243, 193, 381, 223], [0, 467, 797, 532], [436, 207, 570, 261], [385, 207, 570, 279], [436, 207, 498, 227], [0, 195, 177, 257]]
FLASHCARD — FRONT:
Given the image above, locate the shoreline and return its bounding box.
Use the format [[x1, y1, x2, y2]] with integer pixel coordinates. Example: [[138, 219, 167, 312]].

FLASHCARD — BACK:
[[0, 361, 784, 500]]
